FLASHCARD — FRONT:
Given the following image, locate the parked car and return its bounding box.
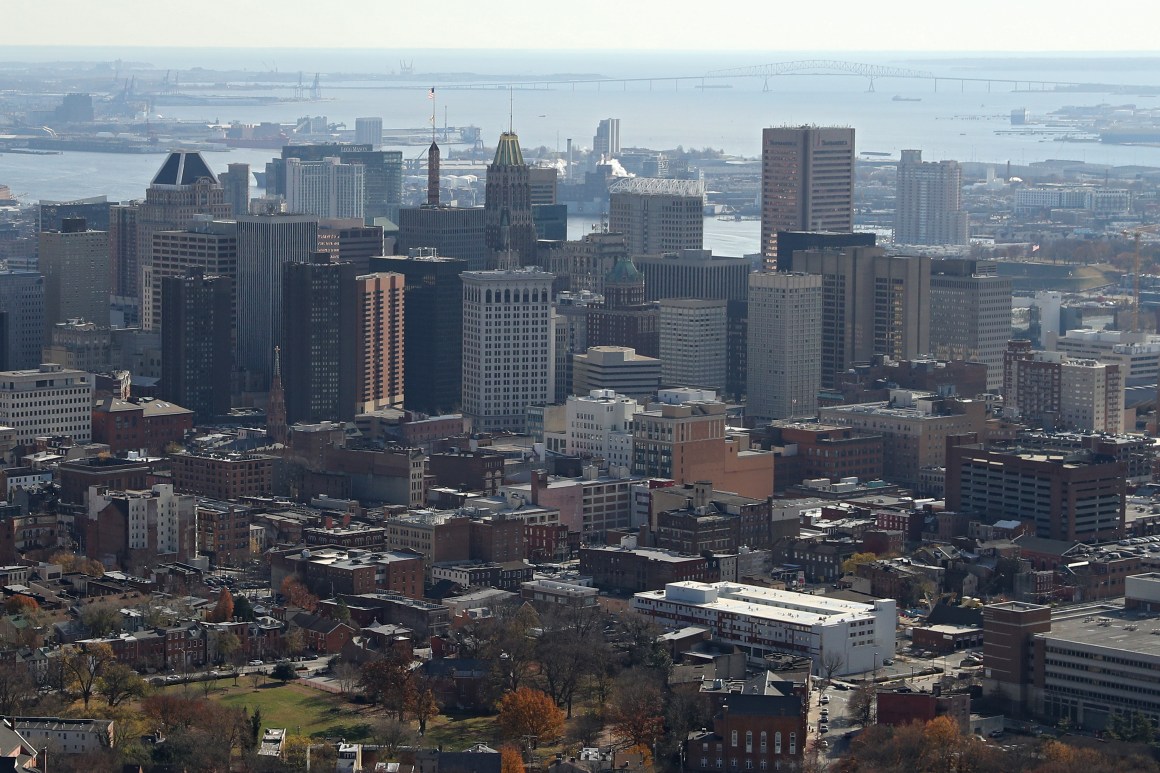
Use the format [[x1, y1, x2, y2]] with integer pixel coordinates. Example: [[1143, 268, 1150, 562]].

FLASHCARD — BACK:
[[248, 659, 263, 666]]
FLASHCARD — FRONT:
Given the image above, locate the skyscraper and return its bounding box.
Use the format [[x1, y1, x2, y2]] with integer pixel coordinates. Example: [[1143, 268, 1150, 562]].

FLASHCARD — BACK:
[[608, 178, 704, 256], [160, 271, 233, 422], [220, 162, 251, 217], [316, 222, 385, 275], [789, 246, 930, 389], [282, 253, 359, 424], [396, 206, 488, 271], [461, 268, 554, 433], [593, 118, 621, 159], [235, 215, 319, 392], [273, 144, 403, 224], [370, 254, 466, 415], [930, 258, 1012, 392], [109, 203, 140, 300], [746, 272, 823, 422], [484, 132, 538, 268], [353, 272, 405, 414], [586, 257, 659, 358], [659, 299, 727, 391], [285, 157, 365, 220], [39, 196, 110, 233], [144, 219, 237, 333], [38, 218, 110, 336], [894, 150, 968, 246], [760, 127, 855, 270], [0, 270, 44, 371], [355, 117, 383, 148], [136, 152, 231, 313]]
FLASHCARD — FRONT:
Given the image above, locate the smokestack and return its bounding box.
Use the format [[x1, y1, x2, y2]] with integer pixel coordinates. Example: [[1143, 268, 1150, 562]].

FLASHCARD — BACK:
[[427, 141, 440, 206], [566, 138, 573, 181]]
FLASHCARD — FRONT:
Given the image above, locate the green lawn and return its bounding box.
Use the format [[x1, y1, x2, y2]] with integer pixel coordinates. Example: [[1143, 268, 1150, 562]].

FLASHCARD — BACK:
[[422, 712, 498, 750], [210, 681, 377, 741]]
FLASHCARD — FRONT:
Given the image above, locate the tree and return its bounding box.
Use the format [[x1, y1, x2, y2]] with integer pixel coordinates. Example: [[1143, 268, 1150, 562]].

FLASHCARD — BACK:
[[335, 597, 352, 624], [141, 693, 203, 734], [280, 577, 319, 612], [608, 672, 665, 750], [248, 670, 264, 690], [407, 679, 440, 735], [213, 631, 242, 666], [233, 594, 256, 622], [480, 604, 540, 694], [841, 552, 878, 576], [0, 661, 35, 716], [271, 662, 298, 682], [80, 605, 121, 637], [849, 681, 876, 726], [361, 652, 414, 721], [333, 661, 361, 696], [820, 650, 846, 688], [501, 745, 525, 773], [373, 717, 418, 757], [496, 687, 565, 744], [4, 596, 38, 615], [62, 642, 115, 710], [282, 628, 306, 658], [250, 707, 263, 747], [97, 662, 147, 707], [209, 588, 234, 623]]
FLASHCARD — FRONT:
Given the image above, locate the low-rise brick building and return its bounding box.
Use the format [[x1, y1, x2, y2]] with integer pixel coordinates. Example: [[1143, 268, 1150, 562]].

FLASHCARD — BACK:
[[170, 452, 275, 500], [91, 397, 194, 454]]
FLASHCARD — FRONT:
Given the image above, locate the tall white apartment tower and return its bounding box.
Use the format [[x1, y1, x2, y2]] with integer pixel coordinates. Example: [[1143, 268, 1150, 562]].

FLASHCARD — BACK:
[[746, 272, 823, 422], [284, 157, 365, 220], [895, 149, 968, 246], [461, 268, 555, 433], [355, 117, 383, 149]]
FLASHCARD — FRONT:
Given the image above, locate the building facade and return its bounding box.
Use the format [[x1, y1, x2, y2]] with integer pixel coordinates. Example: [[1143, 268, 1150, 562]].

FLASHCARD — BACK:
[[660, 299, 727, 391], [235, 215, 319, 391], [0, 271, 44, 371], [285, 157, 365, 220], [746, 272, 823, 421], [760, 127, 855, 268], [461, 269, 554, 433], [789, 246, 931, 390], [633, 581, 896, 675], [38, 219, 109, 335], [894, 150, 968, 246], [0, 364, 93, 446], [160, 271, 233, 421], [929, 259, 1012, 392], [608, 177, 704, 256]]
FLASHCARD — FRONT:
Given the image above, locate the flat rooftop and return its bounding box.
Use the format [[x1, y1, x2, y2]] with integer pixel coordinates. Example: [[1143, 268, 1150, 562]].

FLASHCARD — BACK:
[[1044, 605, 1160, 659], [636, 581, 889, 626]]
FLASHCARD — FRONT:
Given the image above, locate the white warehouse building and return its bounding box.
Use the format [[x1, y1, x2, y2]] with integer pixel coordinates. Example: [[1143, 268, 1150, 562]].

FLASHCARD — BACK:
[[632, 581, 896, 675]]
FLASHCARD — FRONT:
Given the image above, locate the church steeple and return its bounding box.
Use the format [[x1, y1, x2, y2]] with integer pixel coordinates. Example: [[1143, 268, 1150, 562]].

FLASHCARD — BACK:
[[267, 346, 287, 444]]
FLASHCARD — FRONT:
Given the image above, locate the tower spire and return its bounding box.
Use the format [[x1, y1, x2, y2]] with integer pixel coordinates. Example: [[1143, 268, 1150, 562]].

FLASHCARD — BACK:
[[509, 86, 513, 133], [267, 345, 287, 445]]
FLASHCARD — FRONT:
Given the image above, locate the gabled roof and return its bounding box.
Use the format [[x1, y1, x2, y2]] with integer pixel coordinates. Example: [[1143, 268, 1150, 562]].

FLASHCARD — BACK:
[[150, 151, 218, 187]]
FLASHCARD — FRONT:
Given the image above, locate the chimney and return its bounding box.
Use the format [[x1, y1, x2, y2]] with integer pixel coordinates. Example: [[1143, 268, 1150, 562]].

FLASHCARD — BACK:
[[531, 469, 548, 506], [693, 481, 712, 509]]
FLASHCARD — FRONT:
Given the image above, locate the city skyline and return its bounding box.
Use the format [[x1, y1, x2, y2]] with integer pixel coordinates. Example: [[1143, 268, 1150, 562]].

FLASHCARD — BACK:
[[2, 1, 1158, 53]]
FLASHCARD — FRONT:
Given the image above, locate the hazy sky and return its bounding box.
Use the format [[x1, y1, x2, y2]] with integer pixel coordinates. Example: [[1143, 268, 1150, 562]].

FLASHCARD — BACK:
[[3, 0, 1159, 52]]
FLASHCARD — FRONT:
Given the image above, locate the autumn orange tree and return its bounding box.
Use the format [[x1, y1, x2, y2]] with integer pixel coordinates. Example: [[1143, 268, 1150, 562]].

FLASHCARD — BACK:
[[280, 576, 319, 612], [3, 596, 38, 615], [208, 587, 234, 622], [500, 745, 525, 773], [496, 687, 565, 744]]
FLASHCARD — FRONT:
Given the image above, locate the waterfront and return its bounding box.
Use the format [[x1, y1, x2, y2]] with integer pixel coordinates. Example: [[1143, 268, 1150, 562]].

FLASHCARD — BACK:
[[4, 49, 1160, 206]]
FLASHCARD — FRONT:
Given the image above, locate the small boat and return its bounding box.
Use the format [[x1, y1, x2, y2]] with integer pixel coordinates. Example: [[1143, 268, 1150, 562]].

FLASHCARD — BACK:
[[892, 96, 922, 102]]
